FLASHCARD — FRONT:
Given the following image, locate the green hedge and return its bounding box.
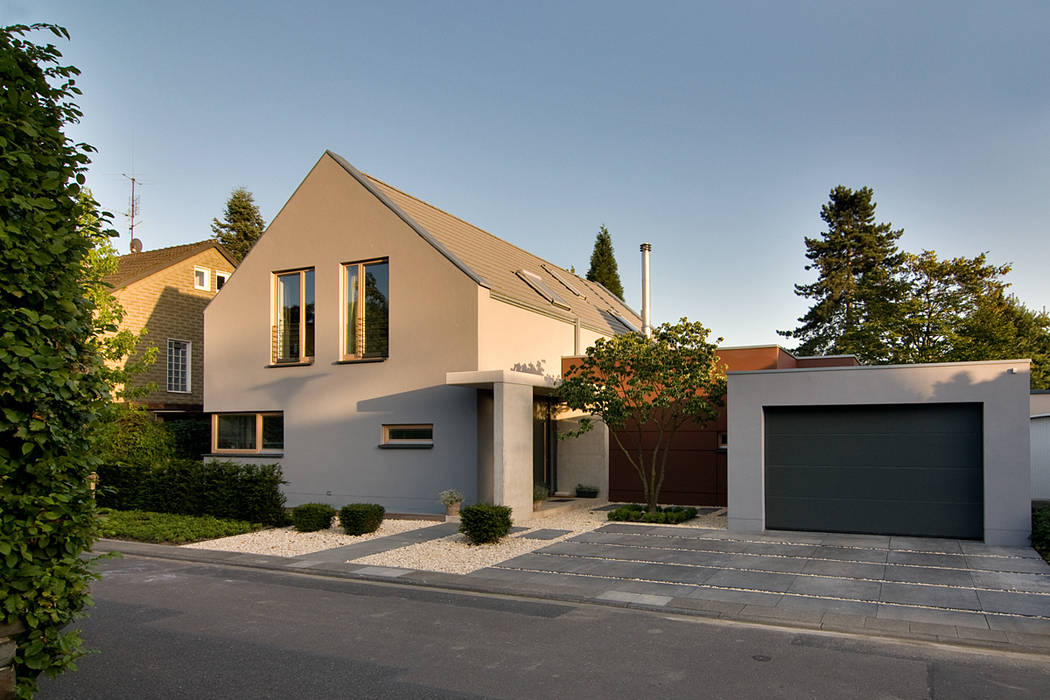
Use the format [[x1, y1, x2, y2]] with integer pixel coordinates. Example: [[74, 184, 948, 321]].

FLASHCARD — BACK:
[[292, 503, 336, 532], [607, 504, 698, 524], [339, 504, 385, 535], [1033, 506, 1050, 551], [96, 459, 287, 525], [460, 503, 512, 544], [98, 509, 264, 544]]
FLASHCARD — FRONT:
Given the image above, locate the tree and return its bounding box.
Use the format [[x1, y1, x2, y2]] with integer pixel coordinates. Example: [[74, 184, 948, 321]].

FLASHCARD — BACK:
[[952, 290, 1050, 390], [1, 24, 115, 696], [779, 186, 907, 363], [586, 225, 625, 300], [211, 187, 265, 262], [559, 319, 726, 513]]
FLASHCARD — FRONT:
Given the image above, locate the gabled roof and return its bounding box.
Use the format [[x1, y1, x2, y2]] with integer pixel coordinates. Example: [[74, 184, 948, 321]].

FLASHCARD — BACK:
[[325, 151, 642, 336], [104, 240, 237, 290]]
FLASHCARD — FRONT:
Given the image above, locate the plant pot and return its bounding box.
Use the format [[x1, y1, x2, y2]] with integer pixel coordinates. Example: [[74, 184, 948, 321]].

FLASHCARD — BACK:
[[445, 502, 461, 517]]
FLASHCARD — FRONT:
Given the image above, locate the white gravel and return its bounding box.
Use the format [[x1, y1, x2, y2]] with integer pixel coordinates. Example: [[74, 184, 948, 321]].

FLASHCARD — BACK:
[[179, 505, 727, 575]]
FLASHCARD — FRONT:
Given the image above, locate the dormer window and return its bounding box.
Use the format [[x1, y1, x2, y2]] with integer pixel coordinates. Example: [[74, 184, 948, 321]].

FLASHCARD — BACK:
[[516, 269, 571, 311]]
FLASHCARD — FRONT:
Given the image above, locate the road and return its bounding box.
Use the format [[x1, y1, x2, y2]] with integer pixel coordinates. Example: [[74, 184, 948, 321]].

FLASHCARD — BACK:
[[39, 555, 1050, 699]]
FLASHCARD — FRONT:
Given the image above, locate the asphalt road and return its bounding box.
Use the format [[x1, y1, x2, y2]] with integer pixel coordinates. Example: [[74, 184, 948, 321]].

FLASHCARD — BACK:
[[38, 555, 1050, 699]]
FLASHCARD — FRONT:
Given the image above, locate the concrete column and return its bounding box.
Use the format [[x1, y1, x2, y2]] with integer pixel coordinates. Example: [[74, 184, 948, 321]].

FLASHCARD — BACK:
[[493, 380, 534, 520]]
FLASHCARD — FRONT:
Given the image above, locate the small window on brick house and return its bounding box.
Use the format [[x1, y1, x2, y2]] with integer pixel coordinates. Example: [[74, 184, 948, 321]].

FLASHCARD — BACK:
[[216, 271, 230, 290], [167, 339, 190, 393], [194, 267, 210, 291]]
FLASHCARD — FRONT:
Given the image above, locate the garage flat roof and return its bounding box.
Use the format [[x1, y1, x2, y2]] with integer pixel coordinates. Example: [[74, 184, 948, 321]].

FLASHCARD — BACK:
[[727, 358, 1031, 375]]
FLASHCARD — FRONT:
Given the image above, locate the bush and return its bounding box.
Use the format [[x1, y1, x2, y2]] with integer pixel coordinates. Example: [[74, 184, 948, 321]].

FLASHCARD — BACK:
[[163, 417, 212, 459], [459, 503, 513, 544], [98, 509, 264, 544], [292, 503, 336, 532], [95, 459, 288, 525], [576, 484, 600, 498], [339, 504, 386, 535], [1033, 506, 1050, 551], [533, 483, 549, 502], [607, 504, 698, 524]]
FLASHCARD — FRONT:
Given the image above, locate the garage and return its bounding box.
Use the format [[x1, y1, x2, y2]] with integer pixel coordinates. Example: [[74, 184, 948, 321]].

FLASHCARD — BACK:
[[764, 404, 983, 539]]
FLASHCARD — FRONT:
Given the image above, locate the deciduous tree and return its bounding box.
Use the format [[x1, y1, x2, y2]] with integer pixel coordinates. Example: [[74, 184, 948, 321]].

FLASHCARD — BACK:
[[559, 319, 726, 513], [586, 224, 625, 300]]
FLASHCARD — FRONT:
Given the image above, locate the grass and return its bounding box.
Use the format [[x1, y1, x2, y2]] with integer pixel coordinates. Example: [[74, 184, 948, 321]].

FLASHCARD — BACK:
[[97, 508, 267, 544]]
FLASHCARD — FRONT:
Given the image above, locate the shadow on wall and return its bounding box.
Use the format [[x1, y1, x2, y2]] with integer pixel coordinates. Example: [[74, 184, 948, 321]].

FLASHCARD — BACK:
[[512, 359, 561, 384], [128, 285, 210, 406]]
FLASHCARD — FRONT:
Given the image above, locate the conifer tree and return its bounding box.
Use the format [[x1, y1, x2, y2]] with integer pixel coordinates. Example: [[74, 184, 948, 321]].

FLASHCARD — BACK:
[[779, 186, 907, 363], [586, 225, 625, 300], [211, 187, 265, 262]]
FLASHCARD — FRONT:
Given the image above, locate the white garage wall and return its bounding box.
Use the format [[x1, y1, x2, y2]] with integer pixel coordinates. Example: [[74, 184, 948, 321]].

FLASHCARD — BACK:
[[728, 360, 1032, 546]]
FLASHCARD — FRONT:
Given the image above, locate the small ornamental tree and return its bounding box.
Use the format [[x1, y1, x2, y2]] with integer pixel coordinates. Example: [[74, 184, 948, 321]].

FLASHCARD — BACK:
[[1, 24, 115, 696], [559, 319, 727, 513]]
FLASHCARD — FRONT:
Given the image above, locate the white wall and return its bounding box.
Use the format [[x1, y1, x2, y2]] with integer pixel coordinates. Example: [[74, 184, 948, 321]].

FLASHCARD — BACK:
[[728, 360, 1032, 546]]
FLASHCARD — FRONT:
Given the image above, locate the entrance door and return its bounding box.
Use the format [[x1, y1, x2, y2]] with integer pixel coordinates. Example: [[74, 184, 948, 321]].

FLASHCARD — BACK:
[[533, 398, 556, 493]]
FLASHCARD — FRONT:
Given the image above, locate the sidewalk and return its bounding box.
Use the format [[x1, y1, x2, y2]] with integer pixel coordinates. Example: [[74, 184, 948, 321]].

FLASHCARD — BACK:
[[92, 520, 1050, 657]]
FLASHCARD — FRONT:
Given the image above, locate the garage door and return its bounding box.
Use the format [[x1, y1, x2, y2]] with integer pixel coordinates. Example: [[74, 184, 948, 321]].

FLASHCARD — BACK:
[[764, 404, 983, 539]]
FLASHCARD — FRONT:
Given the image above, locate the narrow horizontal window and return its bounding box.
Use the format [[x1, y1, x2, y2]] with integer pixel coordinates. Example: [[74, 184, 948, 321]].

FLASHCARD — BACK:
[[212, 412, 284, 453], [382, 424, 433, 446]]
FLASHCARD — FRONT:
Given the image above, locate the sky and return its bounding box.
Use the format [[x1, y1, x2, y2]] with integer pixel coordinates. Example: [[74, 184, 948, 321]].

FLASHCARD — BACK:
[[5, 1, 1049, 347]]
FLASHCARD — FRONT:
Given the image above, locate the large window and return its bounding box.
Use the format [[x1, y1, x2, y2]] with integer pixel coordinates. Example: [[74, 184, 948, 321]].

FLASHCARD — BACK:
[[166, 339, 190, 393], [212, 413, 284, 453], [273, 269, 314, 364], [343, 259, 389, 360]]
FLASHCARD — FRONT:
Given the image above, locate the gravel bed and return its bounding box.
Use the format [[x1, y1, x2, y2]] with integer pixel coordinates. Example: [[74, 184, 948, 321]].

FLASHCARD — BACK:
[[180, 517, 435, 557], [351, 506, 727, 575]]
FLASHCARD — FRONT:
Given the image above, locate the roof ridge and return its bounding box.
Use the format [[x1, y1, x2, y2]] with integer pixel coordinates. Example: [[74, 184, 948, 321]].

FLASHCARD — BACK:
[[115, 239, 213, 259]]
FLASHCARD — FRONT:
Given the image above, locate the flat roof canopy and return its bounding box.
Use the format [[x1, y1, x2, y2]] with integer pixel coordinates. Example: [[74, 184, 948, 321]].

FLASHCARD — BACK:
[[446, 369, 560, 396]]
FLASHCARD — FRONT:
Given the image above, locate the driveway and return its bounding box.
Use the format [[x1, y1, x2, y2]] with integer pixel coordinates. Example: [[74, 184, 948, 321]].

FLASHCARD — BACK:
[[489, 524, 1050, 634]]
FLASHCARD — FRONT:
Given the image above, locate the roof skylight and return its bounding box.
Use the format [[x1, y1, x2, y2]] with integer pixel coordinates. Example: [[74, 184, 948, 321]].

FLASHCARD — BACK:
[[516, 269, 572, 311], [541, 264, 584, 297]]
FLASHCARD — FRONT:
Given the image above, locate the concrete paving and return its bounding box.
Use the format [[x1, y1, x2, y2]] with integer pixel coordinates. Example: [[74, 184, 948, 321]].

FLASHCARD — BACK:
[[93, 521, 1050, 656]]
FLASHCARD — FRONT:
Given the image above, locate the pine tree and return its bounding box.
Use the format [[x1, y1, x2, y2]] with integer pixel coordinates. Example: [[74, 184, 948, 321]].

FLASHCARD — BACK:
[[779, 186, 907, 363], [211, 187, 265, 262], [586, 225, 625, 300]]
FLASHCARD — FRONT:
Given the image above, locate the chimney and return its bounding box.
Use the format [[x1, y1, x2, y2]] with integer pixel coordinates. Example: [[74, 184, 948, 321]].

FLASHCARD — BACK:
[[640, 243, 652, 338]]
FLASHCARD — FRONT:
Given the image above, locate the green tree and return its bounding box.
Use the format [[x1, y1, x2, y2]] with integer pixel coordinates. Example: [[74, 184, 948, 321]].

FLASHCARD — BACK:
[[0, 23, 114, 696], [559, 319, 726, 513], [211, 187, 265, 262], [952, 290, 1050, 390], [779, 186, 907, 363], [586, 224, 625, 300]]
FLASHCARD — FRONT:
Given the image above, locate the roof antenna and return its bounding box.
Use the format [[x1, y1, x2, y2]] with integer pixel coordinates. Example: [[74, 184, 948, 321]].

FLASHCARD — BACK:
[[123, 173, 143, 252]]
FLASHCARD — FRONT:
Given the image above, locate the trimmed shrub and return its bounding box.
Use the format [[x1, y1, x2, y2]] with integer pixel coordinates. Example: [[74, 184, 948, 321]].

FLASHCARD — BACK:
[[98, 509, 264, 544], [292, 503, 336, 532], [1033, 506, 1050, 551], [533, 483, 549, 502], [339, 503, 386, 535], [459, 503, 513, 544], [575, 484, 600, 498], [163, 417, 212, 459], [607, 504, 698, 524]]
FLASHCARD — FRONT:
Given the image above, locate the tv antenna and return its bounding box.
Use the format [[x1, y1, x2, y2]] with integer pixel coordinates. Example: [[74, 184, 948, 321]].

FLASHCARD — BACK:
[[122, 173, 144, 252]]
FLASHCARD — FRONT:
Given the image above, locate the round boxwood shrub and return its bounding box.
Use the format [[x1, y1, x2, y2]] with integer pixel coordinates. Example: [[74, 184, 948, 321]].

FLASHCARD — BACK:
[[339, 503, 386, 535], [607, 504, 698, 524], [291, 503, 336, 532], [459, 503, 513, 544]]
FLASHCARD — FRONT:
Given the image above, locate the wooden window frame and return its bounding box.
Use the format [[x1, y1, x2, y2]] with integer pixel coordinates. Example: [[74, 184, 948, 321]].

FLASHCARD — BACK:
[[211, 412, 284, 454], [341, 258, 389, 361], [380, 423, 433, 449], [272, 268, 314, 364]]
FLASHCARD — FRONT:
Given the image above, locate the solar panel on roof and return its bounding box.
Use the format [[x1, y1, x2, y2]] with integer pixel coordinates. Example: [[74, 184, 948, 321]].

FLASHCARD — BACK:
[[515, 269, 572, 311]]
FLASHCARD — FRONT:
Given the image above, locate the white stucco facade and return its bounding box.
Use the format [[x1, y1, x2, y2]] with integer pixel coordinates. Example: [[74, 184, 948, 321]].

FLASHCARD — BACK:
[[727, 360, 1032, 546]]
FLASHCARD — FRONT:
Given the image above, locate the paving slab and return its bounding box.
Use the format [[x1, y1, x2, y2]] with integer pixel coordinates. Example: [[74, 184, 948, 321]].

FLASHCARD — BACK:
[[788, 575, 881, 601], [306, 522, 460, 562], [975, 590, 1050, 617], [880, 581, 982, 611], [517, 528, 571, 540], [883, 565, 974, 587], [960, 542, 1042, 558], [964, 555, 1050, 574], [887, 551, 970, 569], [971, 571, 1050, 593], [778, 595, 879, 617], [985, 614, 1050, 634], [821, 533, 891, 548], [702, 568, 796, 593], [888, 536, 964, 554], [724, 553, 810, 574], [597, 590, 672, 607], [812, 546, 889, 564], [801, 559, 886, 580], [875, 604, 989, 629]]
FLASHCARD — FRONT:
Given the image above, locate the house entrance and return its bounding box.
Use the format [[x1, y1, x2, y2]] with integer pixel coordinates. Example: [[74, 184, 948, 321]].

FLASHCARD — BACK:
[[533, 397, 556, 493]]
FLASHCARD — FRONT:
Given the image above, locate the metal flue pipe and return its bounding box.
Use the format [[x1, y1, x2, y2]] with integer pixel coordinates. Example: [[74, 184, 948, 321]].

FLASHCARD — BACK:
[[640, 243, 652, 338]]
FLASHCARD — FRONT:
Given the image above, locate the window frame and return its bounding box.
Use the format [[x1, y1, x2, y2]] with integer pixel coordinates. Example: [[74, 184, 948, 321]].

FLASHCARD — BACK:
[[215, 271, 230, 290], [272, 268, 315, 365], [193, 266, 210, 291], [211, 412, 284, 454], [341, 258, 390, 361], [380, 423, 434, 449], [166, 338, 191, 394]]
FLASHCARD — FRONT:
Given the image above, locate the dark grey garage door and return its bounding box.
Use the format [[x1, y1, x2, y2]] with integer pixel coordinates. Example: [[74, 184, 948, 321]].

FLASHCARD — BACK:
[[765, 404, 983, 539]]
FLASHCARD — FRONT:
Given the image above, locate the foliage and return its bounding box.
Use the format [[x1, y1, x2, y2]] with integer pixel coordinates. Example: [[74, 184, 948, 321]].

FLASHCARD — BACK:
[[95, 459, 287, 525], [94, 403, 174, 472], [779, 186, 907, 363], [606, 504, 698, 524], [459, 503, 512, 544], [0, 23, 115, 695], [338, 504, 385, 536], [97, 509, 263, 544], [559, 319, 727, 513], [1033, 506, 1050, 554], [533, 483, 549, 502], [162, 417, 212, 459], [291, 503, 336, 532], [575, 484, 600, 498], [439, 489, 463, 506], [586, 225, 625, 300], [211, 187, 265, 262]]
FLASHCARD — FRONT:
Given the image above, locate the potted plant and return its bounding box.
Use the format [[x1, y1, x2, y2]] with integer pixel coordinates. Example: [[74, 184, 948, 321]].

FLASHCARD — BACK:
[[533, 483, 549, 510], [440, 489, 463, 517], [575, 484, 600, 498]]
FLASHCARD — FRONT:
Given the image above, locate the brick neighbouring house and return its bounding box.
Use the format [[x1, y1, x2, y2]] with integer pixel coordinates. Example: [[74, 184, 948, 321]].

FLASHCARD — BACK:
[[105, 240, 237, 419]]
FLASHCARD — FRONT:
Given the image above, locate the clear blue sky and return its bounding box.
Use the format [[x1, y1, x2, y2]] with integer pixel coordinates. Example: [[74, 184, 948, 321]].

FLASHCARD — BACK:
[[6, 1, 1049, 347]]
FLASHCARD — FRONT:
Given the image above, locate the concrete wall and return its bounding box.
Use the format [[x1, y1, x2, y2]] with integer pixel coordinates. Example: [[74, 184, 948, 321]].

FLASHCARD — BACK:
[[204, 154, 481, 514], [114, 247, 232, 409], [728, 360, 1032, 546], [556, 412, 609, 498], [1033, 415, 1050, 501]]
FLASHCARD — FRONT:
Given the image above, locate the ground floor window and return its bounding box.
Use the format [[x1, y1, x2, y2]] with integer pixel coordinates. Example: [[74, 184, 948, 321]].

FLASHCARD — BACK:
[[166, 339, 190, 393], [212, 412, 284, 453], [381, 424, 433, 448]]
